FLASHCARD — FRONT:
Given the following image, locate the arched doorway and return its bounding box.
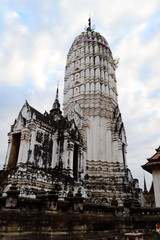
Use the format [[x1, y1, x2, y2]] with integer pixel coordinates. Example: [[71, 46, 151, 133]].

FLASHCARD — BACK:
[[7, 133, 21, 169]]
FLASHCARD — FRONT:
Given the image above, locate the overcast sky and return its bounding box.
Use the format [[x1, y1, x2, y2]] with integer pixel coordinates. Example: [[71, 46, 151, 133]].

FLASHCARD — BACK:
[[1, 0, 160, 189]]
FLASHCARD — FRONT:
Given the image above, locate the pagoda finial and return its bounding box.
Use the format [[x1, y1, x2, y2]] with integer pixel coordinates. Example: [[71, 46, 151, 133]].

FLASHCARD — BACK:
[[85, 14, 95, 32], [50, 85, 62, 116], [88, 15, 91, 30], [56, 82, 59, 100]]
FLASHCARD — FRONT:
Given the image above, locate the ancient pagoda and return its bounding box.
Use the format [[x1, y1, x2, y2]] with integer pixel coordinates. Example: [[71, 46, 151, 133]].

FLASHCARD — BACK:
[[0, 19, 141, 205], [63, 18, 140, 204]]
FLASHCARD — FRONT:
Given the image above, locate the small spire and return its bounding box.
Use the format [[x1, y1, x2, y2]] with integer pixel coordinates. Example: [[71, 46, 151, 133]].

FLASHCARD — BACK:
[[50, 86, 62, 117], [52, 86, 60, 110], [144, 173, 148, 193], [85, 14, 95, 32], [88, 15, 91, 30], [56, 86, 58, 100]]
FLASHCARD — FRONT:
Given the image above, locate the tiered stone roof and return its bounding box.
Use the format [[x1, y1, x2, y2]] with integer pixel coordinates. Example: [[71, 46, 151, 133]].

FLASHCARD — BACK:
[[142, 146, 160, 173]]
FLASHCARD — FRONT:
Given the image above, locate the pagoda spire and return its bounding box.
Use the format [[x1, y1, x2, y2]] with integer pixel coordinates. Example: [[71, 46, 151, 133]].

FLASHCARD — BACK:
[[55, 81, 59, 101], [85, 15, 95, 31], [55, 87, 58, 101], [50, 86, 62, 116], [88, 16, 91, 30], [144, 173, 148, 193]]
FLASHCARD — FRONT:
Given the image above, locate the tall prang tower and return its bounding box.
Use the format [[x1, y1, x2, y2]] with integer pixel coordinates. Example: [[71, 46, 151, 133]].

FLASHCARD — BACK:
[[63, 19, 140, 204]]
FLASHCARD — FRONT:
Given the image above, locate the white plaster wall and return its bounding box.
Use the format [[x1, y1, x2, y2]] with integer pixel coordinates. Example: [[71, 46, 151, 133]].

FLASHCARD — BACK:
[[28, 129, 36, 164], [112, 141, 118, 163], [63, 30, 126, 170], [100, 117, 107, 161], [86, 124, 92, 160], [17, 132, 30, 165], [152, 169, 160, 207], [86, 116, 114, 162], [118, 147, 123, 165], [106, 122, 112, 162]]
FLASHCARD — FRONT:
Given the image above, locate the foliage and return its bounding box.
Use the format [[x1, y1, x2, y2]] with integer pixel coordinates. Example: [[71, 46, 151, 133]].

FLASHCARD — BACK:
[[113, 57, 120, 69]]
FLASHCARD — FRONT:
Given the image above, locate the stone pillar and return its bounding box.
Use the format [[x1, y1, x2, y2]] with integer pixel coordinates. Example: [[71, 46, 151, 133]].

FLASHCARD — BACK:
[[5, 183, 20, 208], [63, 131, 69, 169], [17, 130, 30, 165], [67, 141, 74, 177], [51, 132, 58, 168], [73, 188, 84, 212], [43, 186, 58, 212], [36, 187, 46, 201], [65, 188, 84, 212], [26, 123, 36, 164], [4, 135, 12, 169]]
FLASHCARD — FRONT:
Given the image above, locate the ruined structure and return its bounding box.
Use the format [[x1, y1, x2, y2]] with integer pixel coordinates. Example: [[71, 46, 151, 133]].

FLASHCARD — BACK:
[[0, 188, 159, 240], [2, 88, 85, 198], [1, 18, 160, 240], [0, 19, 142, 206]]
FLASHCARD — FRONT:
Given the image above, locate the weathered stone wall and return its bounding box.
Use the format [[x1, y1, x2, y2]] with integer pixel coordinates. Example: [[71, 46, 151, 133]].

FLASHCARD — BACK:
[[0, 194, 159, 240]]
